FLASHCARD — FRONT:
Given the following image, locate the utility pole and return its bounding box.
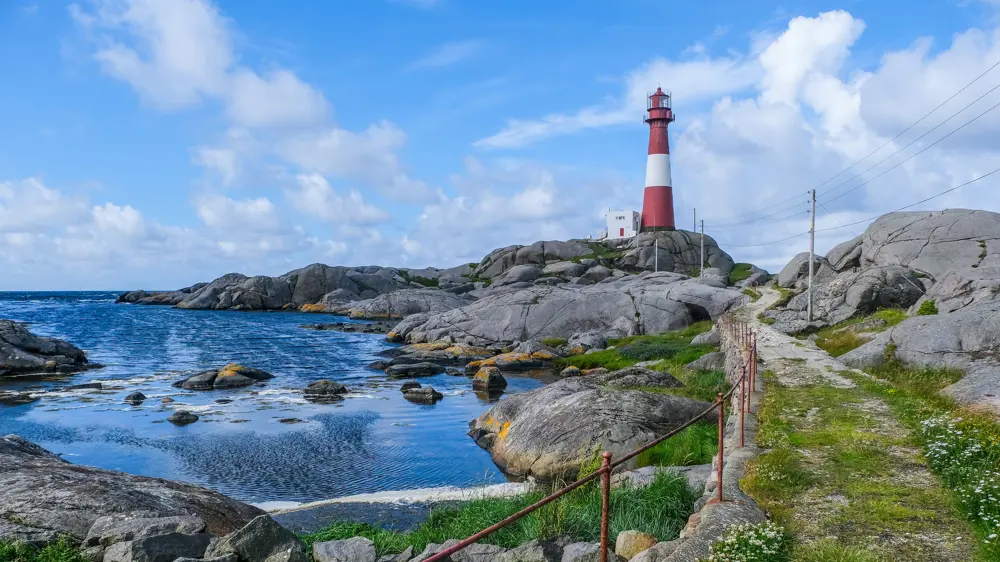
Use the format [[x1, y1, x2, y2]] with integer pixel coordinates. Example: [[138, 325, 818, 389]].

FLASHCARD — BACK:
[[699, 220, 705, 278], [808, 189, 816, 322], [693, 208, 696, 233]]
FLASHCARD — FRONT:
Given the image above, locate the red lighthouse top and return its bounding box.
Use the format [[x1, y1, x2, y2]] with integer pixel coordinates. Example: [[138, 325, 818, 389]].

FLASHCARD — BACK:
[[645, 88, 675, 124]]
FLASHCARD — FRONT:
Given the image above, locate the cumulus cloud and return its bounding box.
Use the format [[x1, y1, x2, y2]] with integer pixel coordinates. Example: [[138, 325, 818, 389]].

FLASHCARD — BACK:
[[193, 193, 281, 231], [285, 174, 389, 224]]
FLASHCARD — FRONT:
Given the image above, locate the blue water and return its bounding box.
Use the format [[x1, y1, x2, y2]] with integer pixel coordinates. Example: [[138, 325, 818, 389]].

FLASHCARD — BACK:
[[0, 292, 548, 504]]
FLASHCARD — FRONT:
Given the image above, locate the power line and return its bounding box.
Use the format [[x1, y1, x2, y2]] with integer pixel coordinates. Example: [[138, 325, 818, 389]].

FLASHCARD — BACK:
[[709, 209, 809, 232], [816, 199, 859, 238], [822, 97, 1000, 205], [819, 82, 1000, 201], [813, 59, 1000, 196], [720, 231, 810, 248], [815, 166, 1000, 233], [703, 59, 1000, 226], [704, 191, 810, 228]]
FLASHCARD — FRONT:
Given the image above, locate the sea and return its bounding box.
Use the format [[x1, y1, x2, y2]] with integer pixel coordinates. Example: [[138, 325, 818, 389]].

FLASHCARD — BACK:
[[0, 291, 548, 505]]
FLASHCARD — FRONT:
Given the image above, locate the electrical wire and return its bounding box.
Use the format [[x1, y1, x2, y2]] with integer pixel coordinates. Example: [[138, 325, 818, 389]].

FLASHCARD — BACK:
[[815, 199, 860, 238], [822, 97, 1000, 205], [709, 209, 810, 232], [819, 83, 1000, 202], [719, 231, 810, 248], [814, 166, 1000, 233], [702, 59, 1000, 226], [813, 59, 1000, 196]]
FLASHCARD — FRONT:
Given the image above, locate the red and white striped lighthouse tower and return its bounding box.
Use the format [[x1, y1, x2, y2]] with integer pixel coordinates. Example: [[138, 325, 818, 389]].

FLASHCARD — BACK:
[[641, 88, 675, 231]]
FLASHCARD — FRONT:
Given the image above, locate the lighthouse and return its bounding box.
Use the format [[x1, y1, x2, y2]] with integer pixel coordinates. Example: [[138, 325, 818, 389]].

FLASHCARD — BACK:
[[640, 88, 675, 231]]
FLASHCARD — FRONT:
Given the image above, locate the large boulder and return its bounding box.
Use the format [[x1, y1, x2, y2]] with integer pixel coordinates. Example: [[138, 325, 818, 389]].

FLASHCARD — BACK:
[[777, 252, 836, 289], [764, 266, 925, 333], [391, 273, 744, 346], [206, 515, 307, 562], [840, 299, 1000, 414], [467, 376, 714, 479], [542, 261, 588, 278], [495, 264, 544, 287], [849, 209, 1000, 278], [473, 241, 592, 279], [0, 320, 91, 376], [0, 435, 264, 544], [345, 289, 473, 320], [608, 230, 735, 278]]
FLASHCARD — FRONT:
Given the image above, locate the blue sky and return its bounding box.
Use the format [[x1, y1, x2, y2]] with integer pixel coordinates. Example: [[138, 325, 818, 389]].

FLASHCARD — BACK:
[[1, 0, 999, 290]]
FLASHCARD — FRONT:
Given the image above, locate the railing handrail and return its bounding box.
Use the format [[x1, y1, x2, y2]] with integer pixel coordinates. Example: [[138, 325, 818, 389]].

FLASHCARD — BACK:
[[424, 316, 757, 562]]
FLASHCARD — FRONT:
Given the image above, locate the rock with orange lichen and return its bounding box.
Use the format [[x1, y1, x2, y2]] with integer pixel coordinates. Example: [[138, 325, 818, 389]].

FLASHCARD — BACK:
[[472, 366, 508, 391], [464, 350, 555, 375], [172, 364, 274, 390], [386, 342, 495, 370]]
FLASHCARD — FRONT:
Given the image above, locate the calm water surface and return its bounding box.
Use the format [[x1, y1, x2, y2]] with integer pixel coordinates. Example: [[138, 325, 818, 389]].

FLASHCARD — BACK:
[[0, 292, 545, 504]]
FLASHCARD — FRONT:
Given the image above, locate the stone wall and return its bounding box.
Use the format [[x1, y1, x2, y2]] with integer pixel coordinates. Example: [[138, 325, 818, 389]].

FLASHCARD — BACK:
[[656, 315, 768, 561]]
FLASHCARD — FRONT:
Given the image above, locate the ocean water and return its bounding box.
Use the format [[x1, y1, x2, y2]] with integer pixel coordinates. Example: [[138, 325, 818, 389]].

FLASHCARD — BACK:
[[0, 292, 547, 504]]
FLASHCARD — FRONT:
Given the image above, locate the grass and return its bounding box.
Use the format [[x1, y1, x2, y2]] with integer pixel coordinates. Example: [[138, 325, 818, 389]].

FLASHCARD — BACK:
[[812, 308, 908, 357], [0, 540, 86, 562], [554, 321, 714, 372], [742, 288, 762, 302], [635, 369, 728, 403], [635, 422, 717, 467], [918, 299, 939, 315], [757, 312, 776, 325], [300, 471, 698, 557], [541, 338, 567, 347], [844, 357, 1000, 559], [743, 369, 980, 560], [728, 263, 753, 285], [771, 287, 797, 308]]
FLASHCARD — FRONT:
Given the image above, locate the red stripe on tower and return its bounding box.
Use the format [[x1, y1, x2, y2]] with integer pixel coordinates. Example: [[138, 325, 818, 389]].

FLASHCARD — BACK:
[[641, 87, 676, 231]]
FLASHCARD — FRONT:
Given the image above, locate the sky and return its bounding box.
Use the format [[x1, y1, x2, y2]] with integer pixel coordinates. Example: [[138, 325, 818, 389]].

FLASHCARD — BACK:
[[1, 0, 999, 290]]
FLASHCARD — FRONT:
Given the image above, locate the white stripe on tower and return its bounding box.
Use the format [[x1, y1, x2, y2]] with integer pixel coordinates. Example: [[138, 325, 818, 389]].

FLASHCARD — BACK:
[[645, 154, 672, 188]]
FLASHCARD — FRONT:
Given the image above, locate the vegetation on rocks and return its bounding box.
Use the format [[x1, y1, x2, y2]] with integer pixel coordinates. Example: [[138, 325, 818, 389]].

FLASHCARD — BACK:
[[707, 520, 791, 562], [0, 540, 86, 562], [541, 337, 568, 347], [397, 270, 439, 288], [917, 299, 939, 315], [770, 287, 796, 309], [812, 308, 907, 357], [300, 471, 697, 558], [727, 263, 754, 286], [741, 287, 761, 302], [554, 321, 713, 372]]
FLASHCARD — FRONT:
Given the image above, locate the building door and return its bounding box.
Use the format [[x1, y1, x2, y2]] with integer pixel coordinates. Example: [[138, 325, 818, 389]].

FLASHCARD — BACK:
[[619, 228, 624, 237]]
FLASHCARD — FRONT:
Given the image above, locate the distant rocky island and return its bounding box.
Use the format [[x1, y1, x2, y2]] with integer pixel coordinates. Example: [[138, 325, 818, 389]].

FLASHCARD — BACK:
[[116, 231, 758, 347]]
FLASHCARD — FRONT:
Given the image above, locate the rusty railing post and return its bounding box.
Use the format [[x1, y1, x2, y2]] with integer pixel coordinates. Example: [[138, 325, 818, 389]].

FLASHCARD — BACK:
[[716, 392, 724, 503], [600, 451, 612, 562], [739, 365, 746, 448]]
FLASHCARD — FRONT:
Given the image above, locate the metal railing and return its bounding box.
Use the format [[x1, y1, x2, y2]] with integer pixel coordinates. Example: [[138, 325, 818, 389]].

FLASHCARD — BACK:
[[424, 316, 759, 562]]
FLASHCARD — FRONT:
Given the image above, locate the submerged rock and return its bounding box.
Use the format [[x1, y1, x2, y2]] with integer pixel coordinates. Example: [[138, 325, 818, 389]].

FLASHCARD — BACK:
[[0, 435, 263, 544], [299, 321, 396, 334], [167, 411, 199, 425], [386, 362, 445, 378], [124, 391, 147, 405], [304, 380, 348, 404], [0, 392, 39, 407], [173, 364, 274, 390], [402, 387, 443, 404]]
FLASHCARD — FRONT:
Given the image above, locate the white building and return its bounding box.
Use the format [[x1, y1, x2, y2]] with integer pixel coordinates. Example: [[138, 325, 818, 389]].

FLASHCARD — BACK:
[[606, 209, 640, 240]]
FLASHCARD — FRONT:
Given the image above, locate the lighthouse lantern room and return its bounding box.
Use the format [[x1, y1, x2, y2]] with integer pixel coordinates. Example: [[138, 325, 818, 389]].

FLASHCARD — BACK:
[[640, 88, 676, 232]]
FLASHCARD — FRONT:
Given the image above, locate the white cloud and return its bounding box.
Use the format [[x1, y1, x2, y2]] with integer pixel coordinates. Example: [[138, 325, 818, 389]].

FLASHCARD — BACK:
[[277, 122, 433, 202], [226, 69, 329, 128], [194, 193, 281, 231], [405, 40, 484, 71], [475, 52, 762, 149], [285, 174, 389, 224], [0, 178, 89, 232]]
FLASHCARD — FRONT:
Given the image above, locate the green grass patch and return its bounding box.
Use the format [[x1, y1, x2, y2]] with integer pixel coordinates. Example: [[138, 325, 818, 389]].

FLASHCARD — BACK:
[[742, 287, 762, 302], [766, 286, 797, 310], [757, 312, 776, 325], [917, 299, 938, 315], [728, 263, 754, 285], [555, 321, 714, 372], [743, 369, 982, 559], [0, 540, 87, 562], [541, 338, 567, 347], [813, 308, 908, 357], [636, 369, 728, 403], [635, 421, 717, 467], [300, 471, 698, 557]]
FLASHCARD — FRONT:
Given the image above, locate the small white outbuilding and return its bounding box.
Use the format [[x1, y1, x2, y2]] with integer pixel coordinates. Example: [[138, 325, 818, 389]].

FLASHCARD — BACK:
[[606, 209, 640, 240]]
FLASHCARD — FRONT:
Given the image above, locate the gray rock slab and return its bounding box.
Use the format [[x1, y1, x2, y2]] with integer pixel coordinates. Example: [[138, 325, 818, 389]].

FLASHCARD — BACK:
[[561, 542, 623, 562], [206, 515, 306, 562], [102, 532, 210, 562], [0, 435, 262, 544], [86, 514, 205, 547], [313, 537, 377, 562]]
